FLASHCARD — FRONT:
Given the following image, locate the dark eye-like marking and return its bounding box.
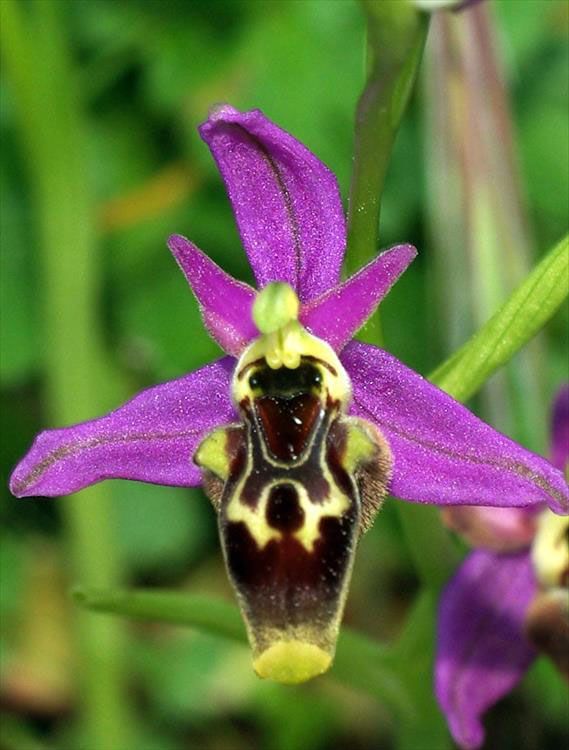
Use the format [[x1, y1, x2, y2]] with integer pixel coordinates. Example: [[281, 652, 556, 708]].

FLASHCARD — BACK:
[[249, 374, 260, 389], [266, 483, 304, 532]]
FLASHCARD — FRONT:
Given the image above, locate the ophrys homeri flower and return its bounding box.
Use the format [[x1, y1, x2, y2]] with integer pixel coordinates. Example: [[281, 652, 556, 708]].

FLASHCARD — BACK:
[[10, 106, 569, 684]]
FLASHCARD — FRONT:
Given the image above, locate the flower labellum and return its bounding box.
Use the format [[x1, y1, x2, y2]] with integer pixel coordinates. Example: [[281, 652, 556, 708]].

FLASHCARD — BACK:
[[10, 106, 569, 684], [195, 283, 390, 682]]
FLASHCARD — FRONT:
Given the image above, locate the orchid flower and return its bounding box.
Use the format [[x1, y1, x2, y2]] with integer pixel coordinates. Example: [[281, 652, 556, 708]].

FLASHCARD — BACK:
[[10, 106, 568, 685], [436, 385, 569, 749]]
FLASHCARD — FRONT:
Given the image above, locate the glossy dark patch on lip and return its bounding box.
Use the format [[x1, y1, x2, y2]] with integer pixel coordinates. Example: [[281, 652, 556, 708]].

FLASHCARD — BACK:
[[235, 399, 333, 509], [255, 394, 321, 462]]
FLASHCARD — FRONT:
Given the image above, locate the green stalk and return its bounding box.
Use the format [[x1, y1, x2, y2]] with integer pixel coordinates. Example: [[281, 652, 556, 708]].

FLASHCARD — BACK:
[[74, 587, 413, 717], [346, 1, 429, 278], [424, 7, 545, 450], [344, 3, 458, 585], [430, 235, 569, 401], [1, 2, 132, 748]]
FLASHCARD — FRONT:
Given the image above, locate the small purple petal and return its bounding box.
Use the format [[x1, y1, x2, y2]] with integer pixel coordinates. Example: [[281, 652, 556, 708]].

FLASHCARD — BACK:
[[441, 506, 537, 553], [300, 244, 417, 352], [436, 550, 536, 750], [10, 358, 236, 497], [551, 384, 569, 473], [199, 105, 346, 301], [168, 234, 257, 356], [343, 341, 569, 514]]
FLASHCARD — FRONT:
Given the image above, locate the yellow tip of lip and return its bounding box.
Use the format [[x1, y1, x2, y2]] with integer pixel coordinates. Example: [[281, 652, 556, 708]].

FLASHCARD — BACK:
[[253, 641, 332, 684]]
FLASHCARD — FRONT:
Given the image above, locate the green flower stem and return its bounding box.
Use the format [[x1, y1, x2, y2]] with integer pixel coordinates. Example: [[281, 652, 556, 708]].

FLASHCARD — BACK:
[[73, 588, 247, 642], [392, 591, 451, 750], [74, 587, 412, 717], [346, 1, 429, 279], [344, 2, 456, 588], [430, 234, 569, 402], [1, 2, 132, 748]]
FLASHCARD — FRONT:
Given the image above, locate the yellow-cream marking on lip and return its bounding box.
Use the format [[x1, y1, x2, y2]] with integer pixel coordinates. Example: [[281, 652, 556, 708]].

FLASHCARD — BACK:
[[292, 471, 350, 552], [226, 479, 350, 552], [233, 282, 352, 407], [225, 476, 282, 549], [253, 641, 332, 684], [233, 324, 351, 405], [532, 509, 569, 589]]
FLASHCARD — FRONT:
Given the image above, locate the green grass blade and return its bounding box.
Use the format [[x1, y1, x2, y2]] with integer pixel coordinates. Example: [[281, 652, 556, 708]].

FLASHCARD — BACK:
[[74, 587, 413, 716], [430, 235, 569, 401]]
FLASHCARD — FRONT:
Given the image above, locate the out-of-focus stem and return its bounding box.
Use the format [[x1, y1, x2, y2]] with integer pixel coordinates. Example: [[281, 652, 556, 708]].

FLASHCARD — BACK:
[[0, 2, 132, 748], [424, 3, 545, 450], [75, 586, 413, 716], [345, 3, 459, 585], [430, 235, 568, 402], [346, 1, 429, 279]]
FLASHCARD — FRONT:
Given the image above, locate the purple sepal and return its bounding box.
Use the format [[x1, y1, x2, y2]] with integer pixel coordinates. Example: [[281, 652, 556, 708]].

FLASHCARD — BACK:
[[10, 358, 236, 497], [199, 105, 346, 302], [343, 341, 569, 514], [436, 549, 537, 749], [168, 234, 257, 356], [551, 384, 569, 473], [301, 244, 417, 352]]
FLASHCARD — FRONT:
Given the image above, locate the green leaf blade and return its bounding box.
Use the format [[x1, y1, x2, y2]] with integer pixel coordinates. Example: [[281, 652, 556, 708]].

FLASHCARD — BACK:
[[430, 234, 569, 401]]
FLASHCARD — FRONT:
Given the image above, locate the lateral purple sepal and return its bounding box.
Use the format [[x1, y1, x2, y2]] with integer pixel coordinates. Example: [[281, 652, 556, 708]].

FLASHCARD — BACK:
[[10, 358, 236, 497], [435, 549, 536, 749], [199, 105, 346, 301], [301, 244, 417, 352], [343, 341, 569, 514], [168, 234, 257, 356]]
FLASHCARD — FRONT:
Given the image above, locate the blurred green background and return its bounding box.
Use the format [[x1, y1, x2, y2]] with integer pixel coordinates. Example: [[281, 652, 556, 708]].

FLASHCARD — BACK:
[[0, 1, 567, 749]]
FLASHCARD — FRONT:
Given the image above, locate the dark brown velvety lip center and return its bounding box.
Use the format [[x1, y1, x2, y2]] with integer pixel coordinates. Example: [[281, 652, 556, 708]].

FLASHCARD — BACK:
[[266, 483, 304, 532], [254, 394, 322, 462]]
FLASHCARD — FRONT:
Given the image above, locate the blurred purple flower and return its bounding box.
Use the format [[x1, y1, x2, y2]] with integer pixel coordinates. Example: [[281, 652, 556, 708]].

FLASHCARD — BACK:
[[10, 105, 568, 517], [9, 104, 568, 683], [436, 385, 569, 749]]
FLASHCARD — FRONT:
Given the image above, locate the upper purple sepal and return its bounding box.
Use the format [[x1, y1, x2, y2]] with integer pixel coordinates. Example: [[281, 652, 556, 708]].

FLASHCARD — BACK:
[[199, 105, 346, 302]]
